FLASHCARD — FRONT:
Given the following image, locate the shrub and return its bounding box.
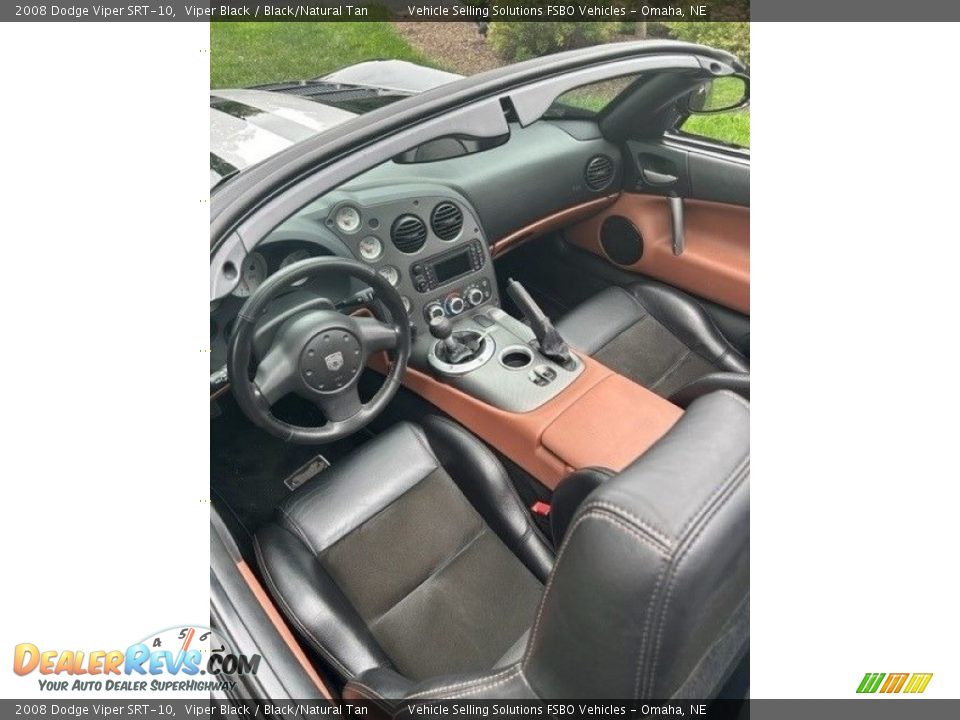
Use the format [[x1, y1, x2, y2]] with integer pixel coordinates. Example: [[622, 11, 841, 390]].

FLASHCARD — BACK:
[[663, 22, 750, 66], [488, 20, 619, 62]]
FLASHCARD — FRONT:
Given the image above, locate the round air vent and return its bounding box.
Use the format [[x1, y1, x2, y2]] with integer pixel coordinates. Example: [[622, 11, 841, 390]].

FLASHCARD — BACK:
[[600, 216, 643, 265], [585, 155, 615, 191], [430, 202, 464, 241], [390, 214, 427, 254]]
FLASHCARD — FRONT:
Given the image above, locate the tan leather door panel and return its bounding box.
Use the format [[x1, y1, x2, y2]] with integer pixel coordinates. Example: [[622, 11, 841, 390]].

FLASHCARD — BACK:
[[566, 193, 750, 314]]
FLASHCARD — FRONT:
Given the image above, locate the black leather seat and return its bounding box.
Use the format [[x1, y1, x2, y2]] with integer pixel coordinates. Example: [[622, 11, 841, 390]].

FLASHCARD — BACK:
[[556, 282, 749, 406], [256, 393, 749, 700]]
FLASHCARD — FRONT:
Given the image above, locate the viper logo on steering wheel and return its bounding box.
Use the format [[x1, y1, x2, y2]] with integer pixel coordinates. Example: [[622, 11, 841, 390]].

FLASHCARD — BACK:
[[324, 352, 344, 371]]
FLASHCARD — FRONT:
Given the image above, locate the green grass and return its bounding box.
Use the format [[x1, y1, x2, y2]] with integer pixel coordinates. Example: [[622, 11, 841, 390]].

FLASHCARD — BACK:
[[210, 22, 434, 88], [210, 22, 750, 148], [681, 111, 750, 149]]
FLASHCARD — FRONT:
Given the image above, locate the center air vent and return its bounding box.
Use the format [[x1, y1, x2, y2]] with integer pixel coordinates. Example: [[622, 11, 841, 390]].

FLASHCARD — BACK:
[[390, 214, 427, 253], [585, 155, 615, 191], [431, 202, 464, 241]]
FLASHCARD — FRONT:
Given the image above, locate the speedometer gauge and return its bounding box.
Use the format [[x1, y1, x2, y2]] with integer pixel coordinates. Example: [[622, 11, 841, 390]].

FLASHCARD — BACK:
[[358, 236, 383, 262], [334, 205, 361, 234], [280, 249, 311, 286], [378, 265, 400, 287], [232, 252, 267, 298], [280, 249, 311, 269]]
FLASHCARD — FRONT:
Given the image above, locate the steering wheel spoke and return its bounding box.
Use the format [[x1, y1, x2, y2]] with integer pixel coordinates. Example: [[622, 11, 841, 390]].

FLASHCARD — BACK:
[[353, 316, 400, 353], [252, 347, 296, 406], [311, 384, 363, 423]]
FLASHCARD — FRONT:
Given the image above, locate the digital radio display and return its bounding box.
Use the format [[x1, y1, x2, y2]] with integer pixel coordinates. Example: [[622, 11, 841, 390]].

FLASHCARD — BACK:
[[432, 251, 472, 284]]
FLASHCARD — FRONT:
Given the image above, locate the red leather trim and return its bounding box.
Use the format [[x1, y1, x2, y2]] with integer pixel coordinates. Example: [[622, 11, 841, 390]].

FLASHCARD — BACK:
[[566, 193, 750, 314], [491, 194, 619, 259], [236, 560, 334, 699]]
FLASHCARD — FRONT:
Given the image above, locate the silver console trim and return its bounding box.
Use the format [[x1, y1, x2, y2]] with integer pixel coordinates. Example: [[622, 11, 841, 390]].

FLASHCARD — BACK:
[[426, 332, 496, 376], [498, 345, 534, 370]]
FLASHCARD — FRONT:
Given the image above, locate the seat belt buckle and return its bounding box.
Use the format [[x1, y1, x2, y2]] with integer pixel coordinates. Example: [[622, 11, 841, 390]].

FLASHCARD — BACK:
[[531, 501, 551, 517]]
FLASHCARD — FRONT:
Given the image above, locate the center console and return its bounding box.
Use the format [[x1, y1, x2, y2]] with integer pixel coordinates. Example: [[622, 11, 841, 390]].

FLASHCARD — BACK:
[[396, 279, 683, 489], [413, 307, 583, 413], [334, 184, 682, 489]]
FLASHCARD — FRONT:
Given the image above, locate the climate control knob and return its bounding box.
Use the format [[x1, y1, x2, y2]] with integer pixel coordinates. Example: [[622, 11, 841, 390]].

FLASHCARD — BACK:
[[466, 287, 485, 307], [424, 302, 445, 321], [444, 294, 466, 316]]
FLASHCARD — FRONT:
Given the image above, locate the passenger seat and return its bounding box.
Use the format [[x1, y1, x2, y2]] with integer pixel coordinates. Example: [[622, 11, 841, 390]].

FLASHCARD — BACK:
[[555, 281, 749, 407]]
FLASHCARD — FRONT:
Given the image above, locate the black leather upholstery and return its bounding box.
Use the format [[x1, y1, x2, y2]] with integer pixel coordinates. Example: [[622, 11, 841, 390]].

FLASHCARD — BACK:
[[255, 419, 552, 692], [419, 416, 554, 582], [404, 391, 750, 700], [260, 393, 749, 700], [556, 283, 749, 406], [549, 466, 614, 545]]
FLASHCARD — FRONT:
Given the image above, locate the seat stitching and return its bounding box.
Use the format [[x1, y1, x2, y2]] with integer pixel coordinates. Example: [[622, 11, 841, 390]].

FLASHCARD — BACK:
[[277, 506, 319, 556], [634, 558, 669, 700], [317, 467, 447, 560], [454, 666, 524, 698], [641, 463, 749, 698], [649, 348, 693, 391], [252, 536, 354, 680], [347, 681, 384, 700], [412, 666, 519, 698], [368, 526, 487, 628], [676, 455, 749, 542], [593, 314, 650, 356], [409, 423, 442, 466], [419, 666, 524, 700], [717, 390, 750, 410], [522, 510, 668, 671], [579, 500, 672, 548]]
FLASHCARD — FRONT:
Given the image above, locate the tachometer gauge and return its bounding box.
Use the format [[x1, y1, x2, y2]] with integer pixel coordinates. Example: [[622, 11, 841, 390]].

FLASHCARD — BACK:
[[280, 248, 311, 270], [378, 265, 400, 287], [280, 249, 311, 286], [232, 252, 267, 298], [334, 205, 361, 234], [358, 236, 383, 262]]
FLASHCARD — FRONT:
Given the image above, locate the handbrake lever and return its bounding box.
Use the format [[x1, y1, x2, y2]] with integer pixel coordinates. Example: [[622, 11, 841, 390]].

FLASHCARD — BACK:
[[505, 278, 575, 370]]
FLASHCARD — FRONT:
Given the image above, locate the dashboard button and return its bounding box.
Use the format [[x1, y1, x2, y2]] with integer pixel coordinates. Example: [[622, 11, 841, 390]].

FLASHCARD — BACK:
[[424, 302, 444, 321], [444, 294, 466, 316], [466, 287, 484, 306]]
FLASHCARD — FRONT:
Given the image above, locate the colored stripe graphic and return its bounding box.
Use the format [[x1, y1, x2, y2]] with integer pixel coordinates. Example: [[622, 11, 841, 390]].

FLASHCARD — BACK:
[[880, 673, 909, 693], [858, 672, 933, 694], [904, 673, 933, 694], [857, 673, 885, 693]]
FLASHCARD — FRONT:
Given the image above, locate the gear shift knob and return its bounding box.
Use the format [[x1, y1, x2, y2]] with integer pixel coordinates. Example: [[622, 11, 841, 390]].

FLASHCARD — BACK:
[[429, 315, 453, 341]]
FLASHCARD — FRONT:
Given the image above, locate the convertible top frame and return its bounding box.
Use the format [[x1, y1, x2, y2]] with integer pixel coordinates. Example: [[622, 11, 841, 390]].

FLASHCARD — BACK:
[[210, 40, 744, 300]]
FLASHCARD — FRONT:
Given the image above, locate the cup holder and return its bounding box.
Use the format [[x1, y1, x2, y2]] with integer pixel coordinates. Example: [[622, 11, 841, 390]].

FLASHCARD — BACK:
[[499, 345, 534, 370]]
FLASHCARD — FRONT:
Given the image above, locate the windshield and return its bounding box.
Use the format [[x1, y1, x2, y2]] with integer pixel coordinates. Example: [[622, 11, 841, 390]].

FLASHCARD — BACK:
[[542, 74, 641, 120]]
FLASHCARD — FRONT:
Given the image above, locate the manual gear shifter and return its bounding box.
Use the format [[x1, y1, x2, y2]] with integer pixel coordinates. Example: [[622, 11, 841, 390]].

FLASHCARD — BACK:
[[429, 316, 481, 365], [505, 278, 575, 369]]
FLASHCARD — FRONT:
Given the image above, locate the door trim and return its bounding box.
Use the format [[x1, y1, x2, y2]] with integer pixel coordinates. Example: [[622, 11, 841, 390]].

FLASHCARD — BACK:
[[565, 193, 750, 314]]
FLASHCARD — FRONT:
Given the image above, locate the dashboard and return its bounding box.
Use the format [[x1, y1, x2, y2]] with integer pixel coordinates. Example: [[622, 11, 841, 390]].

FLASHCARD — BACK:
[[313, 183, 499, 336], [211, 118, 623, 377], [209, 184, 499, 373]]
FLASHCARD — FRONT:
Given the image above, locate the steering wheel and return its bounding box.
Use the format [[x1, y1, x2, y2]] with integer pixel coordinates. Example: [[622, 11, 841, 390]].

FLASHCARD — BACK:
[[229, 256, 411, 443]]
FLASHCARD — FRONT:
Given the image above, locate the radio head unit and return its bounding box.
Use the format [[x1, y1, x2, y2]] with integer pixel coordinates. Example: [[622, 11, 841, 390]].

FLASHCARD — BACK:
[[411, 239, 486, 293]]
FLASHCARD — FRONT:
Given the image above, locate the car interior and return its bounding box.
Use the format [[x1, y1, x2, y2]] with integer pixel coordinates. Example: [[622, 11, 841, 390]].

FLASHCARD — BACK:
[[210, 65, 750, 703]]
